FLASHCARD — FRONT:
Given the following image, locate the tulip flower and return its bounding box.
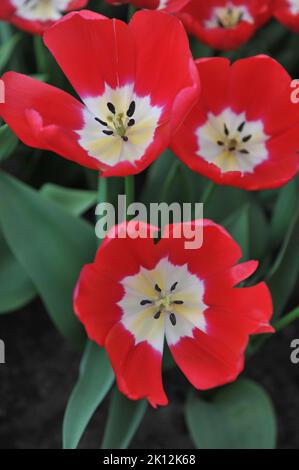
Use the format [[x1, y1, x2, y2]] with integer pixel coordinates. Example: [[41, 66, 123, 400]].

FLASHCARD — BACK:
[[0, 0, 88, 35], [177, 0, 272, 50], [171, 56, 299, 190], [0, 10, 199, 176], [105, 0, 191, 13], [74, 220, 273, 407], [273, 0, 299, 33]]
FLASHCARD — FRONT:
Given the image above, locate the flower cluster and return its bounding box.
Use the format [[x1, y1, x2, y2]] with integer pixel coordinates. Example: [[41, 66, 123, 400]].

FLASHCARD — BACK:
[[105, 0, 299, 49]]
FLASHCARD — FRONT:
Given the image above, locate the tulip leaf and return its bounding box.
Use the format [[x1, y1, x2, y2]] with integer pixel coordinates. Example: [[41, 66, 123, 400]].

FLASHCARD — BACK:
[[40, 183, 97, 217], [223, 203, 269, 261], [268, 206, 299, 316], [63, 341, 114, 449], [141, 149, 184, 204], [223, 205, 250, 260], [0, 230, 36, 314], [0, 33, 22, 73], [102, 387, 147, 450], [185, 379, 277, 449], [0, 125, 18, 162], [270, 180, 298, 247], [206, 187, 250, 223], [0, 171, 96, 347]]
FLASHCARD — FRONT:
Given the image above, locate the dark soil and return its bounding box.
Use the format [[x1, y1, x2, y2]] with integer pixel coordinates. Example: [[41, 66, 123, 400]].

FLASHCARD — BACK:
[[0, 300, 299, 449]]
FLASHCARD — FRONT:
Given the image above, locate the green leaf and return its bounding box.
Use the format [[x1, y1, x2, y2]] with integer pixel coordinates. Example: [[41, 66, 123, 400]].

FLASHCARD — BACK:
[[0, 125, 18, 162], [206, 187, 250, 223], [270, 180, 298, 247], [224, 205, 250, 260], [0, 230, 36, 314], [40, 184, 97, 217], [0, 33, 22, 73], [141, 149, 183, 204], [63, 341, 114, 449], [0, 171, 95, 347], [268, 206, 299, 316], [223, 203, 269, 261], [185, 379, 277, 449], [102, 387, 147, 450]]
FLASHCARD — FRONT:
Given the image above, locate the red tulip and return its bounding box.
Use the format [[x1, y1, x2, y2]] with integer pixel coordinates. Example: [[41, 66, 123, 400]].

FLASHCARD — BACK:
[[74, 220, 273, 407], [273, 0, 299, 32], [171, 56, 299, 190], [105, 0, 191, 13], [0, 10, 199, 176], [0, 0, 88, 35], [177, 0, 272, 50]]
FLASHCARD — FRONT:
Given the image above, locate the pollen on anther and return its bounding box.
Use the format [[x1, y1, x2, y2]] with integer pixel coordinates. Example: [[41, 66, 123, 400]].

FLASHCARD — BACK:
[[170, 282, 178, 292], [169, 313, 177, 326], [95, 117, 108, 126], [127, 101, 136, 117], [107, 102, 116, 114], [237, 121, 246, 133]]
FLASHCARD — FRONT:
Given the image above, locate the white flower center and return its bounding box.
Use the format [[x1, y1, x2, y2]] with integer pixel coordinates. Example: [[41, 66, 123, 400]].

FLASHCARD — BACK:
[[195, 108, 269, 174], [205, 3, 254, 29], [12, 0, 70, 21], [288, 0, 299, 15], [77, 84, 163, 167], [118, 258, 207, 352], [157, 0, 169, 9]]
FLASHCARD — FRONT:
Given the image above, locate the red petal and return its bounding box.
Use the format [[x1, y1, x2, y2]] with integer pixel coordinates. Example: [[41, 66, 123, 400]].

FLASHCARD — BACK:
[[159, 220, 242, 279], [44, 10, 136, 99], [0, 72, 100, 170], [169, 327, 245, 390], [105, 323, 168, 407]]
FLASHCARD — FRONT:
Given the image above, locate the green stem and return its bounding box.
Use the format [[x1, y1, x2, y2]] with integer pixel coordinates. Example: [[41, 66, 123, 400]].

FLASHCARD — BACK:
[[160, 160, 180, 202], [201, 180, 215, 206], [96, 176, 108, 245], [33, 35, 48, 74], [125, 175, 135, 220], [274, 305, 299, 332], [127, 4, 135, 22]]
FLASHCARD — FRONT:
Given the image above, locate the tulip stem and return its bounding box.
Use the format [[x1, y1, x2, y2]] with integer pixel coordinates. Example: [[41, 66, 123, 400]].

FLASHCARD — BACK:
[[96, 176, 108, 245], [201, 180, 215, 206], [127, 4, 135, 21], [274, 305, 299, 332], [125, 175, 135, 219]]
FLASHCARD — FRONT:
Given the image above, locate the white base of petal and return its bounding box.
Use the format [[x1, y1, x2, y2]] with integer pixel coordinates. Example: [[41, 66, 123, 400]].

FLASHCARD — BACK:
[[76, 83, 162, 167], [288, 0, 299, 15], [118, 258, 207, 352], [205, 3, 254, 29], [195, 108, 269, 174], [12, 0, 70, 21]]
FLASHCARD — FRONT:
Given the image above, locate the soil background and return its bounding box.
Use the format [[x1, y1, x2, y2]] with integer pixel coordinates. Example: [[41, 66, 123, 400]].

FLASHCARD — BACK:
[[0, 299, 298, 449]]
